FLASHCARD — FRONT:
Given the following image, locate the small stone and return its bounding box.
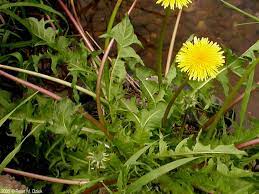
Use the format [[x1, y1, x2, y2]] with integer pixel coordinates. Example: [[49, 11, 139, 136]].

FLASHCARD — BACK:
[[196, 21, 207, 31], [0, 175, 26, 190]]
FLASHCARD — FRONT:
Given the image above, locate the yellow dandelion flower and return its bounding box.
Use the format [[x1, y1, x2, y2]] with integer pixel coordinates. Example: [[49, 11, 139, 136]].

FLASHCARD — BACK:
[[176, 37, 225, 81], [156, 0, 192, 9]]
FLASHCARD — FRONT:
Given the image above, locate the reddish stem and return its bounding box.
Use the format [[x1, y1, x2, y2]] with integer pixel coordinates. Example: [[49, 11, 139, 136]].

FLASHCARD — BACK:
[[96, 39, 115, 125], [0, 70, 61, 100], [202, 87, 258, 130], [83, 179, 117, 194], [45, 15, 56, 30], [57, 0, 95, 52], [0, 70, 110, 138], [3, 168, 88, 185], [70, 0, 81, 27], [95, 0, 139, 125], [58, 0, 140, 94], [235, 138, 259, 149]]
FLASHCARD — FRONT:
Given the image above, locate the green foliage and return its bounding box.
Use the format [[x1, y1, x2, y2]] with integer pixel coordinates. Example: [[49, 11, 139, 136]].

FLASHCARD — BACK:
[[0, 1, 258, 194], [102, 16, 142, 48], [26, 17, 58, 45], [126, 157, 198, 193], [108, 59, 126, 102], [162, 132, 246, 158], [0, 92, 38, 128], [0, 124, 41, 172]]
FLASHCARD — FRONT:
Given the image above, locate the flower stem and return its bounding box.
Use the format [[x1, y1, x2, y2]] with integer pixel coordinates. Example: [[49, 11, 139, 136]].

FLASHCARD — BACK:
[[156, 8, 171, 85], [162, 78, 188, 128], [105, 0, 123, 49], [95, 0, 139, 126], [96, 39, 114, 125], [165, 9, 182, 77]]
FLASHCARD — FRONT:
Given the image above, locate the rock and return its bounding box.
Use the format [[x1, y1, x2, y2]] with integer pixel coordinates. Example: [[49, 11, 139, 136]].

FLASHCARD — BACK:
[[196, 20, 207, 31], [0, 175, 26, 190]]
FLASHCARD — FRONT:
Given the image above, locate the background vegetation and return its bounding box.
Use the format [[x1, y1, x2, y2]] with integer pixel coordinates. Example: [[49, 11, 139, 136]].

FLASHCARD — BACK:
[[0, 0, 258, 193]]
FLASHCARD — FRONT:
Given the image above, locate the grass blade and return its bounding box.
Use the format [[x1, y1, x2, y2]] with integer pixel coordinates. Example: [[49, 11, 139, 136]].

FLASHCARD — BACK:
[[125, 144, 152, 166], [0, 124, 41, 172], [0, 92, 38, 127], [126, 157, 198, 193], [0, 2, 66, 22], [219, 0, 259, 22], [239, 69, 255, 127]]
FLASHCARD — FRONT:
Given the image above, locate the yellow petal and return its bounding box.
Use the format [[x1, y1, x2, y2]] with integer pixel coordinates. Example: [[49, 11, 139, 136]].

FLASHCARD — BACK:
[[176, 37, 225, 81]]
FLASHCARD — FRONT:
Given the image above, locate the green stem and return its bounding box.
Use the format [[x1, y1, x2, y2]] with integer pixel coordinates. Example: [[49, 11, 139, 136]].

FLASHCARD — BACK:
[[45, 136, 63, 159], [220, 0, 259, 22], [206, 59, 259, 139], [156, 8, 171, 85], [0, 64, 108, 104], [105, 0, 123, 48], [95, 0, 138, 126], [162, 79, 188, 128], [9, 117, 46, 124], [235, 22, 259, 27]]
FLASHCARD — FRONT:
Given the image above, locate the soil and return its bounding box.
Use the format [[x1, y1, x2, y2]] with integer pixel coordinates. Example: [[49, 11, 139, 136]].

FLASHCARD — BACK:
[[78, 0, 259, 118], [0, 175, 26, 190]]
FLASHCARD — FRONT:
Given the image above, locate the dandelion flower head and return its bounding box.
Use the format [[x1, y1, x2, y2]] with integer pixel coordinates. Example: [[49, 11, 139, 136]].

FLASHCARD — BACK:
[[176, 37, 225, 81], [156, 0, 192, 9]]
